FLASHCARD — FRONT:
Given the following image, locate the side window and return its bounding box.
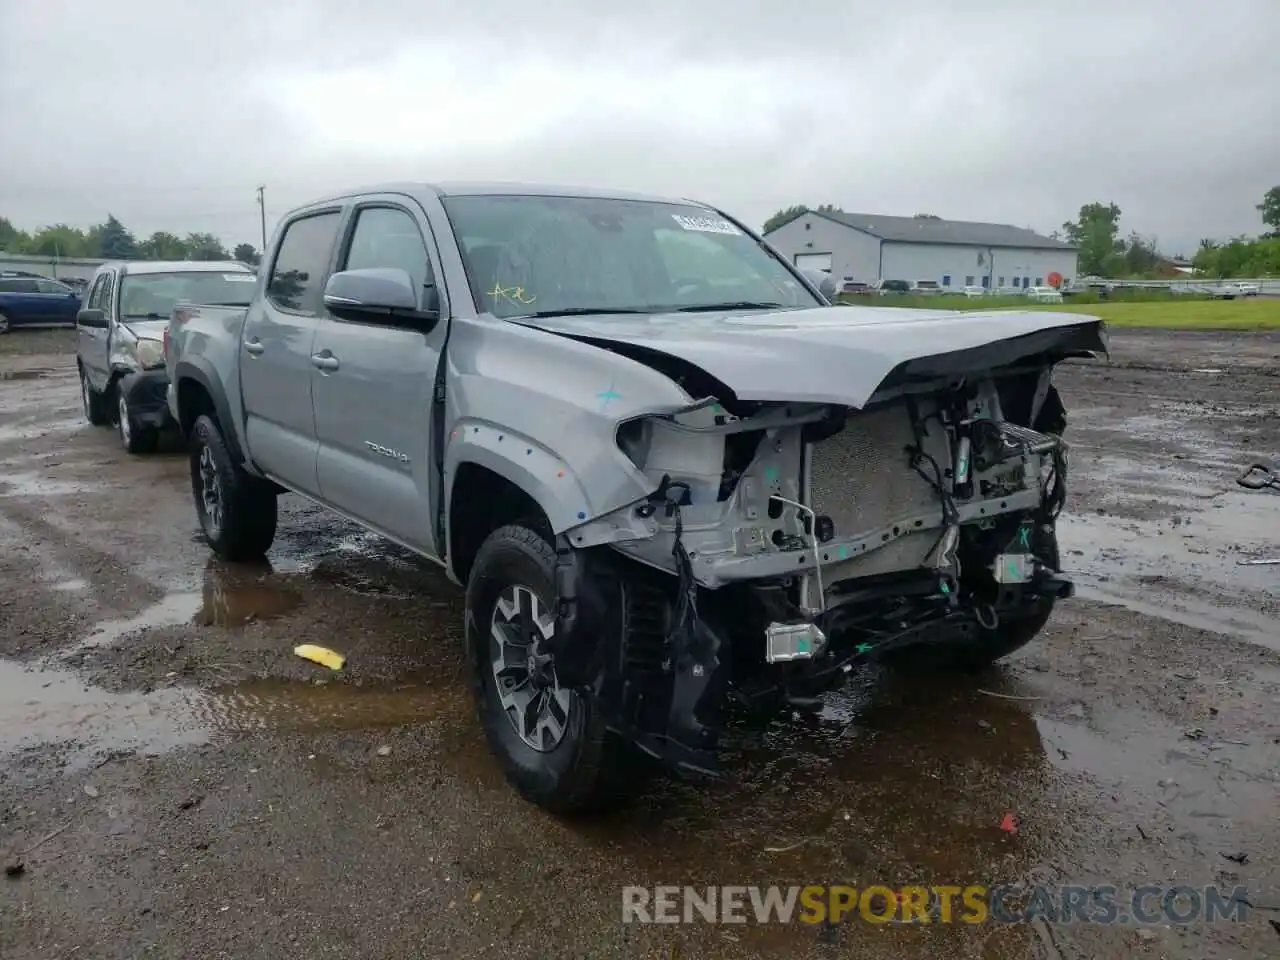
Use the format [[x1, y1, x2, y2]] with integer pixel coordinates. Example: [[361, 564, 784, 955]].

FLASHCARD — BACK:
[[36, 279, 70, 294], [0, 277, 39, 293], [267, 211, 342, 314], [342, 206, 433, 297], [87, 275, 108, 309], [99, 273, 115, 318]]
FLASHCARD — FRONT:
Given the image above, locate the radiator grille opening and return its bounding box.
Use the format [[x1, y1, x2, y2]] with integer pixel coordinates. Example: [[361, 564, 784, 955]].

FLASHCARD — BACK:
[[806, 401, 952, 575]]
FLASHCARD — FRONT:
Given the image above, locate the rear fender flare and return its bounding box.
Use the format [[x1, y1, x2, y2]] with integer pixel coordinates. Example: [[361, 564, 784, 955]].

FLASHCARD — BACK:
[[173, 357, 248, 467]]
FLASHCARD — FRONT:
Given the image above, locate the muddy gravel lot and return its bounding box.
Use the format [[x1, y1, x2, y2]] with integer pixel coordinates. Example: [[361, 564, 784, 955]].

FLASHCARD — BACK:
[[1, 326, 1278, 959]]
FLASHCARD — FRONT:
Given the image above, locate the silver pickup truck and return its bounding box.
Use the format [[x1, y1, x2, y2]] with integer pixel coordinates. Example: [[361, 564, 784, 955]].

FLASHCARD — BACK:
[[76, 259, 257, 453], [166, 182, 1106, 813]]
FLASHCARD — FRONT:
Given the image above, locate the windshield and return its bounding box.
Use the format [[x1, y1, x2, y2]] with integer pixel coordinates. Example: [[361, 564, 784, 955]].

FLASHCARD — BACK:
[[118, 270, 256, 319], [441, 195, 821, 319]]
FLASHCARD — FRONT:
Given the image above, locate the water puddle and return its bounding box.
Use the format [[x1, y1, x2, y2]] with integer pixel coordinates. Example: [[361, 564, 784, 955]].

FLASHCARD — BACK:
[[1057, 465, 1280, 650], [0, 659, 464, 765], [71, 565, 302, 651], [0, 470, 95, 497], [0, 416, 84, 444], [1072, 582, 1280, 652], [1038, 714, 1277, 825]]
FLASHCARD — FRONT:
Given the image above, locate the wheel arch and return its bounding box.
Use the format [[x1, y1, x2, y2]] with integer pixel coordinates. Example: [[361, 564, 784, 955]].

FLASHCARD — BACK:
[[173, 358, 245, 464], [446, 459, 559, 585]]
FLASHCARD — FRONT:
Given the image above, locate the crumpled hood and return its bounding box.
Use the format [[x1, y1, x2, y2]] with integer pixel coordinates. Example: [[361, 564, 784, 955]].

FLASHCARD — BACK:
[[119, 319, 168, 340], [511, 305, 1107, 408]]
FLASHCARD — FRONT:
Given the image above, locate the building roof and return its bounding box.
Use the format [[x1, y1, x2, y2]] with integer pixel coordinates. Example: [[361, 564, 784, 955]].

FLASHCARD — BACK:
[[806, 210, 1076, 250]]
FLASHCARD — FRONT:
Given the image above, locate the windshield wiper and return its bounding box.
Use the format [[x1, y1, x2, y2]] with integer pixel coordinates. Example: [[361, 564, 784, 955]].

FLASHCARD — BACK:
[[671, 301, 787, 312], [123, 312, 167, 320], [518, 307, 650, 319]]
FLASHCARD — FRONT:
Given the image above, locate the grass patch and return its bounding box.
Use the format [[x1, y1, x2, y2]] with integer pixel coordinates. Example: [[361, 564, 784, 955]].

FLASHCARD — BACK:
[[841, 295, 1280, 330]]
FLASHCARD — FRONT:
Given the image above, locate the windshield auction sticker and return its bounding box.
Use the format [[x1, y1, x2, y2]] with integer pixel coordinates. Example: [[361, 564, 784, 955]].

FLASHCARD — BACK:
[[671, 214, 742, 235]]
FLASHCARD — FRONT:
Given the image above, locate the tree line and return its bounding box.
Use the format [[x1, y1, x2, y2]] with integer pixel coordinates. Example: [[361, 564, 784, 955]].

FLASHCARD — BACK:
[[762, 186, 1280, 280], [0, 214, 261, 267]]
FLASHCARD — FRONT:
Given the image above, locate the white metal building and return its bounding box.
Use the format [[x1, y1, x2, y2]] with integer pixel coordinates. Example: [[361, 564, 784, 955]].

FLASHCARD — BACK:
[[763, 210, 1079, 292]]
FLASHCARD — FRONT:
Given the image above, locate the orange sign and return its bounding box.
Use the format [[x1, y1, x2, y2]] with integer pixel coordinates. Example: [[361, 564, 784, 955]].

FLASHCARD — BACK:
[[1047, 272, 1063, 288]]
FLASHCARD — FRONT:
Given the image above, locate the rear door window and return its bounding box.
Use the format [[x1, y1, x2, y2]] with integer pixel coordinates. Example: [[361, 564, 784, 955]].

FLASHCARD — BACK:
[[267, 212, 342, 314]]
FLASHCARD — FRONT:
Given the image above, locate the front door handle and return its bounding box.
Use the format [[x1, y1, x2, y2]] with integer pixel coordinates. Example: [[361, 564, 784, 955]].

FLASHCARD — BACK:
[[311, 353, 339, 372], [244, 338, 265, 355]]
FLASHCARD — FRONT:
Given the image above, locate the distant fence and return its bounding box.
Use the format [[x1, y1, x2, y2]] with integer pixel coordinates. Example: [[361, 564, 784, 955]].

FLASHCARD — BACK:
[[0, 253, 110, 284], [1073, 277, 1279, 296]]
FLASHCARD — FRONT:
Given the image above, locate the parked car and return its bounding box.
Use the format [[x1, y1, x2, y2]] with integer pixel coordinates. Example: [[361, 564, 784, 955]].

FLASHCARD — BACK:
[[837, 280, 875, 296], [76, 260, 257, 453], [962, 285, 985, 299], [878, 279, 910, 295], [1223, 281, 1261, 298], [166, 182, 1105, 814], [0, 272, 82, 333], [1025, 286, 1064, 303], [911, 279, 942, 295]]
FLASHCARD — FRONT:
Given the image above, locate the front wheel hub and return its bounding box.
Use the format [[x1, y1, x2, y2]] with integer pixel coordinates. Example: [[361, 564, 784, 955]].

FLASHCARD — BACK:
[[490, 585, 573, 752]]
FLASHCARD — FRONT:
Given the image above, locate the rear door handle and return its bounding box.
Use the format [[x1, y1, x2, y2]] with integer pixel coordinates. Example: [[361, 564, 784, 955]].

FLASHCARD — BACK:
[[244, 338, 265, 355], [311, 353, 339, 372]]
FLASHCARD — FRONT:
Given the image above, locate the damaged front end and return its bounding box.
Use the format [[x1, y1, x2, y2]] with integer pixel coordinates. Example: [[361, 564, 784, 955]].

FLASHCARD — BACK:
[[545, 331, 1100, 777]]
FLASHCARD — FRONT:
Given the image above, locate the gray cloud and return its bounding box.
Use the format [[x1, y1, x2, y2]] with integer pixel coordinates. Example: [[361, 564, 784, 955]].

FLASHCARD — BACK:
[[2, 0, 1277, 256]]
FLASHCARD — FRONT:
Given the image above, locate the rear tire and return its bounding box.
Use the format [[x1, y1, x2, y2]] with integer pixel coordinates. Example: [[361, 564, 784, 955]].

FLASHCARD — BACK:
[[0, 310, 10, 334], [117, 390, 158, 454], [465, 524, 627, 814], [80, 368, 111, 426], [190, 414, 277, 561]]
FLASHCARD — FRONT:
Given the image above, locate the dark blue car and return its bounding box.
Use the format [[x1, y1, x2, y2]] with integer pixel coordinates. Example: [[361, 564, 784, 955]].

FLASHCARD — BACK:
[[0, 272, 83, 333]]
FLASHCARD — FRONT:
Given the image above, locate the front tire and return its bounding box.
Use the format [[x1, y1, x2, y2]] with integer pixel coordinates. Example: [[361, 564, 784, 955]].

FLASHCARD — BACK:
[[189, 414, 277, 561], [465, 524, 625, 814], [117, 390, 158, 454], [80, 368, 111, 426], [889, 526, 1061, 672]]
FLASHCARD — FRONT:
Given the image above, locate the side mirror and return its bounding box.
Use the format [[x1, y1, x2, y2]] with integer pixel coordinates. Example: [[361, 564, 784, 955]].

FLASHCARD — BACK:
[[798, 268, 835, 303], [323, 268, 439, 328], [76, 308, 107, 328]]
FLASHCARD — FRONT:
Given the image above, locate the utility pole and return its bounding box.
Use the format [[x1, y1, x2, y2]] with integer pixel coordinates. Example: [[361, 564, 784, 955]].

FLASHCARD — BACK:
[[256, 185, 267, 252]]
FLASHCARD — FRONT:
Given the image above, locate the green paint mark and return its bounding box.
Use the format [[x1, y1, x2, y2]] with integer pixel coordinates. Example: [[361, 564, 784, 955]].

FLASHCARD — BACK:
[[1018, 525, 1032, 550], [1008, 559, 1020, 580], [940, 580, 951, 595], [856, 643, 874, 654], [797, 638, 810, 653], [764, 467, 780, 486], [838, 546, 851, 560]]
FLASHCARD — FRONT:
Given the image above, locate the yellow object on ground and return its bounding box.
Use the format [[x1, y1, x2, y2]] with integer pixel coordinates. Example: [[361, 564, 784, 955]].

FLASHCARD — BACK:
[[294, 644, 345, 671]]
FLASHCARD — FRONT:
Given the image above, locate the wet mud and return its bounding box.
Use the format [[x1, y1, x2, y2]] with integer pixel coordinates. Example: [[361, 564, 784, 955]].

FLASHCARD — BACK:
[[1, 328, 1279, 959]]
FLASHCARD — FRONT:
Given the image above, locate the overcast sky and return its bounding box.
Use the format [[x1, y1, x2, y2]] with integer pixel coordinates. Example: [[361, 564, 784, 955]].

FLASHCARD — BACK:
[[2, 0, 1277, 257]]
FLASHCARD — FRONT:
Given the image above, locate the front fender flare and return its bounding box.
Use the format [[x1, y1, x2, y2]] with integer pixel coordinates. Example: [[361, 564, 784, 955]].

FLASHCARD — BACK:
[[444, 423, 595, 538]]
